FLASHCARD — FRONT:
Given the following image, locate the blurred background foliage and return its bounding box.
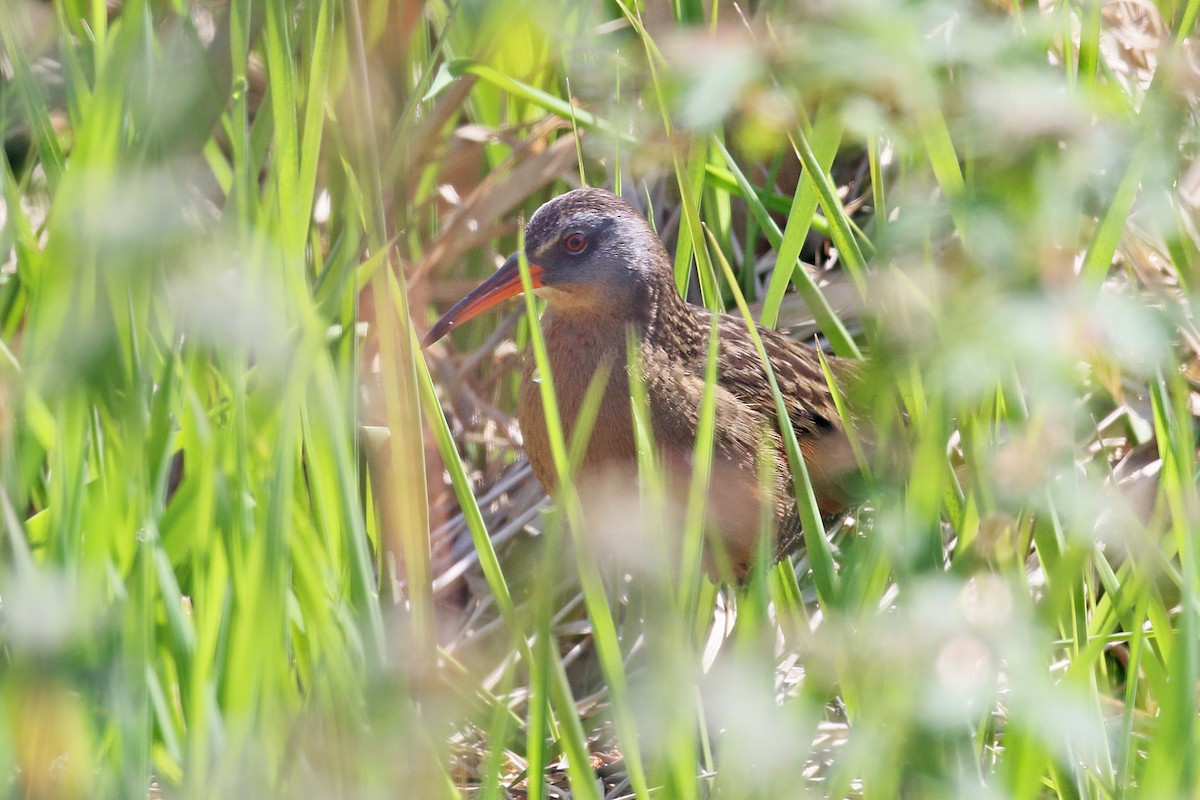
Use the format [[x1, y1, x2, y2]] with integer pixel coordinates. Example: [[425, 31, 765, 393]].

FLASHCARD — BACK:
[[1, 0, 1199, 797]]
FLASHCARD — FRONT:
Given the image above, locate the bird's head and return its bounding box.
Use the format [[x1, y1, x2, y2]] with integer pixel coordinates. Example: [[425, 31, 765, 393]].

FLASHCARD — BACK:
[[423, 188, 668, 347]]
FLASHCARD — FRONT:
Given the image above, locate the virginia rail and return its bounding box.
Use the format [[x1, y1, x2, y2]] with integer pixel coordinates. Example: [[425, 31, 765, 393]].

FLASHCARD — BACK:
[[425, 188, 860, 575]]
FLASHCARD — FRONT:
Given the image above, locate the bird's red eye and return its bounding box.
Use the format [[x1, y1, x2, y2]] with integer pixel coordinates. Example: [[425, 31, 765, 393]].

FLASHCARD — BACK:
[[564, 232, 587, 254]]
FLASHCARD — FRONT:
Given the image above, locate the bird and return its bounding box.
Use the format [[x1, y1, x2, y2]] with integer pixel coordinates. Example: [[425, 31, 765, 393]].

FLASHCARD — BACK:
[[424, 187, 862, 577]]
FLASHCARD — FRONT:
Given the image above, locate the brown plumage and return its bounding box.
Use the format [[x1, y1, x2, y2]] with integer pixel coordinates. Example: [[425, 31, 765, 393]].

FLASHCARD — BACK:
[[425, 188, 862, 576]]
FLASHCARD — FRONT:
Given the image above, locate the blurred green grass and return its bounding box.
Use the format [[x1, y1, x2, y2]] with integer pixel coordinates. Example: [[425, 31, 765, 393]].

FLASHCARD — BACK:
[[1, 0, 1199, 798]]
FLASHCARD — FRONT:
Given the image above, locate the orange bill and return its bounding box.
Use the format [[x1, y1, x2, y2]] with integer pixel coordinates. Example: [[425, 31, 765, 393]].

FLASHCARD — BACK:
[[422, 254, 543, 347]]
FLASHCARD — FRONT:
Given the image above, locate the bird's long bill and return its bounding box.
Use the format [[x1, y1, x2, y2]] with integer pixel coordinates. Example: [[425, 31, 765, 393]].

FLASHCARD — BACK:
[[422, 254, 543, 347]]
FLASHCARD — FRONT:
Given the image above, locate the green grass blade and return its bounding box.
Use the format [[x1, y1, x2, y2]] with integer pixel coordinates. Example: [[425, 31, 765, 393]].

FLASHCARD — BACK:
[[703, 227, 840, 606], [711, 137, 861, 359], [759, 109, 844, 328]]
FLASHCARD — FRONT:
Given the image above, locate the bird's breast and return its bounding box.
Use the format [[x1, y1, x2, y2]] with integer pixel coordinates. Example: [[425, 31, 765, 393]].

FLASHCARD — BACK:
[[517, 317, 637, 490]]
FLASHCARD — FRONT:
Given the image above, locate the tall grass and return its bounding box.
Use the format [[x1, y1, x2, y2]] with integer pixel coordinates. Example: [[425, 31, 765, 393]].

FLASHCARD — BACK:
[[1, 0, 1198, 798]]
